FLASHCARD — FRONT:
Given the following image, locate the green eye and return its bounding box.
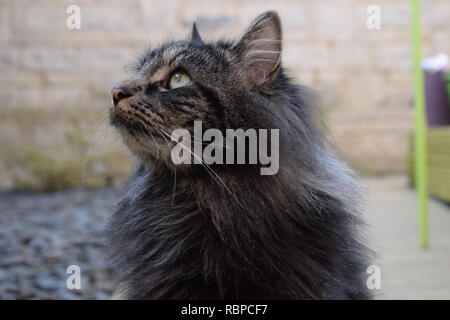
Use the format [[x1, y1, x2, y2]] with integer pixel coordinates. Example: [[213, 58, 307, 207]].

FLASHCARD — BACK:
[[169, 71, 191, 89]]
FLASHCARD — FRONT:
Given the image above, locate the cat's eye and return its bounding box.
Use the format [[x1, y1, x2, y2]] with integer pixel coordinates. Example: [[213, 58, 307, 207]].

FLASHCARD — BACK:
[[169, 71, 191, 89]]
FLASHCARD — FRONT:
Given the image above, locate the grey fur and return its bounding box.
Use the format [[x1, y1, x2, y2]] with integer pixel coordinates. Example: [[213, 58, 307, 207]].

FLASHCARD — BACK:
[[107, 11, 373, 299]]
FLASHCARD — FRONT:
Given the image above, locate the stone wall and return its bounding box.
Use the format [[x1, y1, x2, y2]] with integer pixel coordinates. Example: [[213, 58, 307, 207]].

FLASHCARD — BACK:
[[1, 0, 449, 190]]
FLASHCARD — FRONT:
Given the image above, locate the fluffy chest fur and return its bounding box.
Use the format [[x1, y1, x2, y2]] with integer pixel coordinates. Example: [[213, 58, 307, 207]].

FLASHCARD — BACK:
[[107, 163, 372, 299]]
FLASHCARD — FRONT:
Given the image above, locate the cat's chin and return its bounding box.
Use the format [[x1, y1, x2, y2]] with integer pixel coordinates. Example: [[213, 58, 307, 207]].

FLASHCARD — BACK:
[[110, 120, 172, 170], [120, 133, 168, 168]]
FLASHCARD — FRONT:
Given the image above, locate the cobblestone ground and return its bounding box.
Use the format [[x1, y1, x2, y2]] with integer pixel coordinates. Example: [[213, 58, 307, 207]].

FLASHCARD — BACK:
[[0, 188, 117, 299], [1, 176, 449, 299]]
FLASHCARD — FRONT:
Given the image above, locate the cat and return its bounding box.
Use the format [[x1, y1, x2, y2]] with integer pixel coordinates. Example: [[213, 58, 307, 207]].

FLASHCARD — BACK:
[[106, 10, 373, 299]]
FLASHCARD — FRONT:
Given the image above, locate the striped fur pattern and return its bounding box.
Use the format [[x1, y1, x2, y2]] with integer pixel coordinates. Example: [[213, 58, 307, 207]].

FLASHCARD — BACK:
[[107, 11, 373, 299]]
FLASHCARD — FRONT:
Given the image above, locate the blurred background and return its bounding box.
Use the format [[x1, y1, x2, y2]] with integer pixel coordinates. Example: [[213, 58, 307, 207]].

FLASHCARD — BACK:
[[0, 0, 449, 299]]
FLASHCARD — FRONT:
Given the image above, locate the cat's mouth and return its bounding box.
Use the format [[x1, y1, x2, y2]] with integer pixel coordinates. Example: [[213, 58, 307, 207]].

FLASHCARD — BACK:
[[109, 107, 132, 128], [109, 107, 149, 135]]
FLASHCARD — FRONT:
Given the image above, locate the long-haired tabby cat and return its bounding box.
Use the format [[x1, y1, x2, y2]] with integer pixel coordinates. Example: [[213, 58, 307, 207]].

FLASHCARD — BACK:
[[107, 11, 373, 299]]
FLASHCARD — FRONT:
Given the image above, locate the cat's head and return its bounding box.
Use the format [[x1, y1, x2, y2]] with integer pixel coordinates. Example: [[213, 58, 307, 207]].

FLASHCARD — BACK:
[[110, 11, 286, 171]]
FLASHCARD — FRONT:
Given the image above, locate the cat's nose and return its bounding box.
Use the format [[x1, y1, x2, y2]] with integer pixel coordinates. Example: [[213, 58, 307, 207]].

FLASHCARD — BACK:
[[111, 87, 133, 107]]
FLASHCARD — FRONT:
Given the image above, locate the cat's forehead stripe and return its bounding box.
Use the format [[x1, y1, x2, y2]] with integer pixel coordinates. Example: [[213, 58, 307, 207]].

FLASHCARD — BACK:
[[162, 45, 185, 63], [141, 42, 231, 79], [144, 44, 187, 75]]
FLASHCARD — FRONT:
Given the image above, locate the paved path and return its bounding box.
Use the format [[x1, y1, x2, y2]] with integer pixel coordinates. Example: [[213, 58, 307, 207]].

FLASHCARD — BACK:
[[365, 175, 450, 299]]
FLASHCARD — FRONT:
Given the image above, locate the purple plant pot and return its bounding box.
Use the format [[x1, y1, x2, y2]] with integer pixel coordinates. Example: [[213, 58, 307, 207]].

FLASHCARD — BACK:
[[424, 71, 450, 127]]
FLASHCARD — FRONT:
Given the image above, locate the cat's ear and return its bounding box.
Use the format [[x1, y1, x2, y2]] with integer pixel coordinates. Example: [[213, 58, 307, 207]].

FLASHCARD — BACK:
[[191, 23, 204, 45], [232, 11, 282, 89]]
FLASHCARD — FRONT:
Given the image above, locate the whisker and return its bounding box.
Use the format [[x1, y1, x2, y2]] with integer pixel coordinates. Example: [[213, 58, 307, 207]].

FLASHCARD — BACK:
[[154, 128, 177, 205], [139, 123, 162, 167], [64, 112, 111, 181], [158, 129, 243, 207]]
